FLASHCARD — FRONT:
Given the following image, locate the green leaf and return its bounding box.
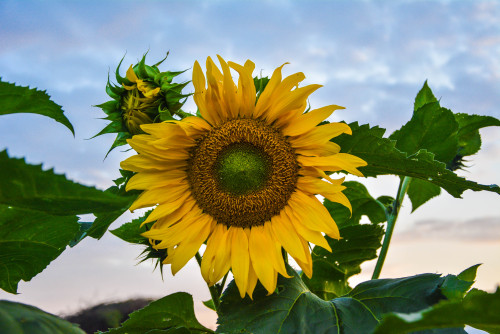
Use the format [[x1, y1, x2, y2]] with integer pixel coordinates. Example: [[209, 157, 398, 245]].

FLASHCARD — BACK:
[[414, 80, 438, 112], [333, 122, 500, 198], [102, 292, 211, 334], [218, 265, 466, 334], [0, 205, 79, 294], [217, 265, 342, 334], [406, 177, 441, 212], [69, 221, 93, 247], [303, 223, 384, 300], [373, 288, 500, 334], [457, 263, 481, 282], [110, 210, 151, 244], [0, 300, 85, 334], [0, 79, 74, 135], [390, 102, 459, 163], [0, 150, 132, 216], [454, 113, 500, 157]]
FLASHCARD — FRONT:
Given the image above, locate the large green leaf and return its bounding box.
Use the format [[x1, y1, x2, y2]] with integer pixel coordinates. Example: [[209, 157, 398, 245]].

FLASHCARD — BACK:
[[218, 265, 469, 334], [454, 113, 500, 157], [373, 288, 500, 334], [101, 292, 212, 334], [413, 80, 438, 111], [0, 205, 79, 293], [406, 177, 441, 212], [0, 150, 132, 216], [302, 223, 384, 300], [302, 182, 386, 299], [333, 123, 500, 198], [0, 79, 74, 135], [0, 300, 85, 334], [390, 102, 459, 163]]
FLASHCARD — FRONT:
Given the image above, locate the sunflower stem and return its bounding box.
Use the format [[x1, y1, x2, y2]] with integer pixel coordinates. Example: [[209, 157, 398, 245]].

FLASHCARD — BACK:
[[371, 176, 412, 280], [195, 252, 221, 312]]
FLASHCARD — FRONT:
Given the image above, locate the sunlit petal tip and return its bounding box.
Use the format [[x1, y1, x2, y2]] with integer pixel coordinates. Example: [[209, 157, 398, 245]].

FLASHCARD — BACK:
[[125, 65, 139, 82]]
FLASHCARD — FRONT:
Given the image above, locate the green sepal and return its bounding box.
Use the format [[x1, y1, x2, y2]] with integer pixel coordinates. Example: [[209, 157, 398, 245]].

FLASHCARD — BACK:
[[90, 120, 126, 139], [254, 76, 270, 101], [115, 54, 127, 85], [95, 100, 119, 116], [105, 132, 132, 158], [203, 300, 216, 311], [159, 108, 174, 121]]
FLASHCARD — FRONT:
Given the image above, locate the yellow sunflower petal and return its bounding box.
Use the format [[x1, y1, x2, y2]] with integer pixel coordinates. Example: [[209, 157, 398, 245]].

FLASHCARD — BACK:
[[293, 237, 313, 278], [230, 227, 250, 298], [265, 84, 321, 124], [254, 63, 287, 118], [210, 225, 232, 284], [291, 192, 341, 239], [298, 153, 367, 177], [228, 59, 256, 118], [265, 222, 291, 279], [249, 225, 277, 294], [282, 105, 345, 137], [125, 65, 139, 83], [284, 205, 332, 252], [216, 55, 239, 119], [201, 223, 225, 284], [143, 196, 196, 226], [126, 170, 186, 191], [246, 261, 259, 299], [289, 122, 352, 148], [166, 216, 212, 275], [270, 211, 308, 263]]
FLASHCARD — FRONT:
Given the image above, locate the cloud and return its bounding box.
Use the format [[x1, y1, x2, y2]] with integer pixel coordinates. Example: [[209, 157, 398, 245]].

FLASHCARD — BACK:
[[396, 217, 500, 242]]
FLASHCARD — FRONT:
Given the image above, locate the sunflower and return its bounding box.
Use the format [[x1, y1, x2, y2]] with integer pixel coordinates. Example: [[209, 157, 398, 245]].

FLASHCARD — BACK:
[[121, 55, 367, 298]]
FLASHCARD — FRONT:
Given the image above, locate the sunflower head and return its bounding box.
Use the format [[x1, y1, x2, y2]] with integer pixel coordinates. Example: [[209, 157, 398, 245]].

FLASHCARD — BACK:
[[94, 53, 190, 156], [121, 55, 367, 299]]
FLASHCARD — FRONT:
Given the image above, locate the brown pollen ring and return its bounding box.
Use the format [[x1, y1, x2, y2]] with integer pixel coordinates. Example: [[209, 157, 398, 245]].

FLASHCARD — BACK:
[[187, 118, 299, 228]]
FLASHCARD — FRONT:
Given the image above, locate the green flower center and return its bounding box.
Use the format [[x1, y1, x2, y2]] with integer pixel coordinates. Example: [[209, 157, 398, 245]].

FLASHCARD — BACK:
[[216, 144, 270, 195]]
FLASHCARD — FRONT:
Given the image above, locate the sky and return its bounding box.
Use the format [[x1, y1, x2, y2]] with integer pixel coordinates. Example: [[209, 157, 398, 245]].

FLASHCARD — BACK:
[[0, 0, 499, 331]]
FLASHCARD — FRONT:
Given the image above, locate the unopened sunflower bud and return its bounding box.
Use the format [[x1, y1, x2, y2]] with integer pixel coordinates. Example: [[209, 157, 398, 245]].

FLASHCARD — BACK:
[[94, 52, 191, 156]]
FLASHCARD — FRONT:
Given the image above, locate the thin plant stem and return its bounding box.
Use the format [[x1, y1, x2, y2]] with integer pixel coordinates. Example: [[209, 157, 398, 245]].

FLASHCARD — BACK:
[[195, 252, 220, 311], [371, 176, 412, 279]]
